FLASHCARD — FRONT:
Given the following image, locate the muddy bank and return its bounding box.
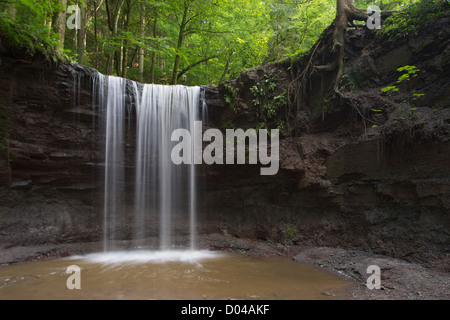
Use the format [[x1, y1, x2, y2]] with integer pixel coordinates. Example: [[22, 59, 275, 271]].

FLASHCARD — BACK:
[[202, 234, 450, 300], [1, 234, 448, 300]]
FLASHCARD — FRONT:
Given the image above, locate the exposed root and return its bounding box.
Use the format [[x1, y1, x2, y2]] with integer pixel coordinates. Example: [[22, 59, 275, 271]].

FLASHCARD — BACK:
[[287, 0, 396, 133], [287, 40, 322, 126], [311, 1, 395, 97], [314, 60, 337, 72]]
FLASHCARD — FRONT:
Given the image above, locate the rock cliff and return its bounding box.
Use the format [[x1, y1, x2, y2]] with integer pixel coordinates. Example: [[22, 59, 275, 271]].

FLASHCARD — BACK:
[[0, 13, 449, 270]]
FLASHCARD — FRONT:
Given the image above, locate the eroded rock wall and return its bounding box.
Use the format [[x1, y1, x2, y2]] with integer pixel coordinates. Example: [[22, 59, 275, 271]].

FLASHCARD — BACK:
[[0, 13, 449, 270], [0, 56, 103, 245], [198, 13, 450, 270]]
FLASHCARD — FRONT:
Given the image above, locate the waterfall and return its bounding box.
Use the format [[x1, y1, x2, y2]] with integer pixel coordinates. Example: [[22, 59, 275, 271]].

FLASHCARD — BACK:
[[98, 74, 202, 251], [103, 76, 127, 251]]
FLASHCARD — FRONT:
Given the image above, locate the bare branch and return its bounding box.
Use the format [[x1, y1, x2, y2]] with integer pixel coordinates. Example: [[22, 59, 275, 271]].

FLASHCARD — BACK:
[[177, 54, 222, 80]]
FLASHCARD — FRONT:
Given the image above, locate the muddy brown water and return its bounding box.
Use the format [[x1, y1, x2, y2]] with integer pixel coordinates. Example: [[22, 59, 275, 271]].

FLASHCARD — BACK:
[[0, 250, 354, 300]]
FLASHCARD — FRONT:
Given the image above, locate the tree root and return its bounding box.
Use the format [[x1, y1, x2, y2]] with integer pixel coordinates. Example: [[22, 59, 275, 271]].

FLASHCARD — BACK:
[[314, 1, 395, 95], [287, 0, 395, 131]]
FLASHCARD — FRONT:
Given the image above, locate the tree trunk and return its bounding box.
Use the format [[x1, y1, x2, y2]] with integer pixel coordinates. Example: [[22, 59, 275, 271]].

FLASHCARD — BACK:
[[318, 0, 394, 93], [118, 45, 123, 76], [77, 4, 86, 65], [122, 47, 129, 78], [138, 2, 146, 83], [122, 2, 133, 78], [219, 52, 232, 84], [150, 6, 158, 84], [171, 2, 189, 85], [52, 0, 67, 52], [94, 0, 99, 69], [105, 0, 125, 75], [177, 55, 221, 82]]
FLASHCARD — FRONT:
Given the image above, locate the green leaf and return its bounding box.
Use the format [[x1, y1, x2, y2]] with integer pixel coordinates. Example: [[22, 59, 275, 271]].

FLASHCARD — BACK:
[[382, 86, 399, 93]]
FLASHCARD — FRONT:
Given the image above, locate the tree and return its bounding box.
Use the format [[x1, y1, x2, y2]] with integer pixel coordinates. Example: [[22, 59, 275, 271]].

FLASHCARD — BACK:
[[138, 1, 145, 82], [168, 0, 217, 85], [149, 4, 158, 83], [264, 0, 336, 63], [5, 0, 438, 87], [176, 0, 271, 85], [317, 0, 395, 93], [52, 0, 67, 52], [105, 0, 125, 75], [77, 3, 87, 64]]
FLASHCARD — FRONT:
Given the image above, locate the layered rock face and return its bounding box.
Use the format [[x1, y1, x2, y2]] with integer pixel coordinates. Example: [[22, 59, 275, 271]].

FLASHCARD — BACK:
[[0, 57, 103, 245], [0, 13, 449, 270], [196, 14, 450, 270]]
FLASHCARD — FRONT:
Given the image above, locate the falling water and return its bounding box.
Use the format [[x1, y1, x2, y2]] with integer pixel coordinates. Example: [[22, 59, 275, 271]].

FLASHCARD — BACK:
[[103, 76, 126, 251], [100, 74, 202, 251]]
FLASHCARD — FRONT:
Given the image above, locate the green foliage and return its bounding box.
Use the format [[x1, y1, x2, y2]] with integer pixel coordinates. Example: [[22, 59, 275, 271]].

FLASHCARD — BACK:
[[372, 109, 383, 116], [413, 93, 425, 100], [396, 65, 420, 82], [381, 0, 450, 38], [396, 104, 419, 121], [3, 0, 448, 86], [276, 120, 287, 133], [409, 107, 419, 120], [282, 225, 296, 244], [378, 65, 425, 122], [224, 84, 240, 114], [266, 0, 336, 63], [371, 108, 384, 128], [250, 74, 286, 123], [381, 86, 399, 93], [0, 0, 64, 61], [221, 119, 236, 130], [249, 73, 289, 135], [381, 65, 421, 93], [380, 65, 425, 122]]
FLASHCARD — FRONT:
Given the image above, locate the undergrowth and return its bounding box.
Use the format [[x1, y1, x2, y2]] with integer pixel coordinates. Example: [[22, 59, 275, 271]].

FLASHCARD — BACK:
[[381, 0, 450, 38], [0, 1, 65, 62]]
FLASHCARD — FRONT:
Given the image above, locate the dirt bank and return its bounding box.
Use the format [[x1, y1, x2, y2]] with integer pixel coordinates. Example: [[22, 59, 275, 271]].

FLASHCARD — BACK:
[[200, 234, 450, 300]]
